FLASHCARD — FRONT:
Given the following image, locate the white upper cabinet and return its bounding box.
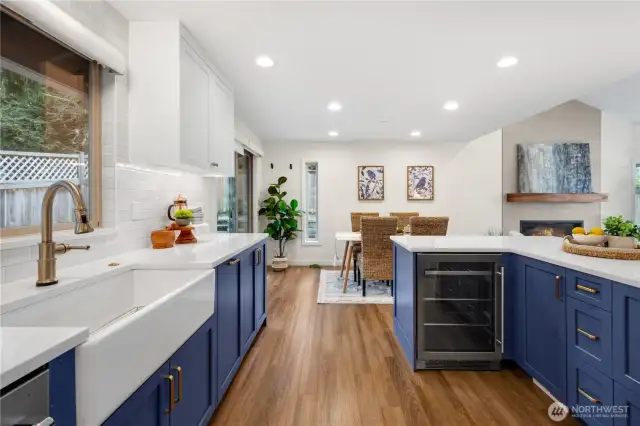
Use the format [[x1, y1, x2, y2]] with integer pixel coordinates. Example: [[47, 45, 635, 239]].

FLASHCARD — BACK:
[[129, 22, 234, 176]]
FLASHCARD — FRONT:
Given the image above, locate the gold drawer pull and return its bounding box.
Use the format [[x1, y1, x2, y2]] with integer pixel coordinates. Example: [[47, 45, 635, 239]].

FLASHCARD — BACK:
[[172, 366, 183, 403], [578, 387, 601, 404], [577, 328, 599, 341], [576, 284, 599, 294], [164, 374, 175, 414], [228, 258, 240, 265]]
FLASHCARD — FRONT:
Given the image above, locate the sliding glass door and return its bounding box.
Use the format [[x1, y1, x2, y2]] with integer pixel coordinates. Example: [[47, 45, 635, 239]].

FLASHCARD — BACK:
[[235, 150, 253, 233]]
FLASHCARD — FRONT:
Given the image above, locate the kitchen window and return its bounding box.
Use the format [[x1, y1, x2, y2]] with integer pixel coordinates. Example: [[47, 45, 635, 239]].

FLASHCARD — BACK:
[[0, 9, 102, 237], [302, 161, 319, 245]]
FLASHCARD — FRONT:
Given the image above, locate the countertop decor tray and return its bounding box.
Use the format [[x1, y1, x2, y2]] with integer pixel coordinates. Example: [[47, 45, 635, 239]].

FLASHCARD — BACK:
[[562, 236, 640, 260]]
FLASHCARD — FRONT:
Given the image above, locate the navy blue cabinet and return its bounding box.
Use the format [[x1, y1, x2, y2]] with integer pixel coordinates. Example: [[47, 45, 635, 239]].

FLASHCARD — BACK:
[[502, 253, 517, 361], [216, 257, 242, 401], [613, 382, 640, 425], [240, 249, 256, 355], [101, 241, 267, 426], [568, 359, 614, 426], [567, 297, 613, 376], [170, 317, 216, 426], [519, 257, 567, 403], [103, 362, 171, 426], [254, 244, 266, 328], [613, 284, 640, 396]]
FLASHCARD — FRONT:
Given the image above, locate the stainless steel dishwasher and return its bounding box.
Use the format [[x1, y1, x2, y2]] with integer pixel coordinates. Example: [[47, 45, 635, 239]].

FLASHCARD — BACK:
[[416, 253, 504, 370], [1, 366, 54, 426]]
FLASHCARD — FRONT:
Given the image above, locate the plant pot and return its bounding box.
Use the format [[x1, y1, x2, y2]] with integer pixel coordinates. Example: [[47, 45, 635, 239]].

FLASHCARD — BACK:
[[175, 218, 191, 226], [608, 236, 636, 249], [272, 256, 288, 271]]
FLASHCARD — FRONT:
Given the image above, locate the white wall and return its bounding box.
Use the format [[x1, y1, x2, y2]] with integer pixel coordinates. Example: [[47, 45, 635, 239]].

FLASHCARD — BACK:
[[600, 112, 635, 221], [261, 130, 503, 265]]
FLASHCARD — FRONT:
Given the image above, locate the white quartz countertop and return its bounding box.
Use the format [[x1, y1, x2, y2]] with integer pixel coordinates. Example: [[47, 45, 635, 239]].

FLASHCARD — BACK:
[[0, 326, 89, 387], [1, 232, 267, 315], [391, 236, 640, 288]]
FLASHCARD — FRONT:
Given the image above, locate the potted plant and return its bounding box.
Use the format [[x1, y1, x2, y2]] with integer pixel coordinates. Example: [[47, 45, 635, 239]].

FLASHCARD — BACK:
[[603, 215, 639, 249], [258, 176, 303, 271], [174, 209, 193, 226]]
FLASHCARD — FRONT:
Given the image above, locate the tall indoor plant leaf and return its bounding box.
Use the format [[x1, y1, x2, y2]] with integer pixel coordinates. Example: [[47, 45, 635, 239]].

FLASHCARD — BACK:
[[258, 177, 304, 264]]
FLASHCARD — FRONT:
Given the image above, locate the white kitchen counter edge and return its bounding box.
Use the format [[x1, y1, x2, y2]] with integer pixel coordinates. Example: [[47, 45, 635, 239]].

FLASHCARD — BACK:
[[0, 326, 89, 387], [1, 233, 268, 315], [390, 236, 640, 288]]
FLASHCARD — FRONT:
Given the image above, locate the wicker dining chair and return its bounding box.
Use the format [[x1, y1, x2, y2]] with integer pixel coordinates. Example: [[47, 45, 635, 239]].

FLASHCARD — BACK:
[[389, 212, 419, 230], [410, 216, 449, 236], [348, 212, 380, 282], [357, 217, 398, 297]]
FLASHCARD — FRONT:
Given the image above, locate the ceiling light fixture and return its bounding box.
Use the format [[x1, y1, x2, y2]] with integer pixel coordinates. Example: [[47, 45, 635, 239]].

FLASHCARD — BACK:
[[410, 131, 421, 137], [255, 55, 274, 68], [327, 101, 342, 112], [497, 56, 518, 68], [328, 131, 339, 137], [443, 100, 459, 111]]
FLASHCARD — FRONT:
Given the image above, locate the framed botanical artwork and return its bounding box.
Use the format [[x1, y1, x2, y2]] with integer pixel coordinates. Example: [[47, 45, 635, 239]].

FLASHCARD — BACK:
[[407, 165, 434, 200], [358, 166, 384, 200]]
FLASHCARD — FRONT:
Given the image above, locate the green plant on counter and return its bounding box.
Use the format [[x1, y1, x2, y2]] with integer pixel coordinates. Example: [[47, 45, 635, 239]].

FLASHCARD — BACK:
[[174, 209, 193, 219], [603, 215, 640, 238], [258, 176, 303, 258]]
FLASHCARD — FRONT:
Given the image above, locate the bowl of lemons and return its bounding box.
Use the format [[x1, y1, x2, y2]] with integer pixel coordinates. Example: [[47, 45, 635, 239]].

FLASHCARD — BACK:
[[572, 227, 607, 246]]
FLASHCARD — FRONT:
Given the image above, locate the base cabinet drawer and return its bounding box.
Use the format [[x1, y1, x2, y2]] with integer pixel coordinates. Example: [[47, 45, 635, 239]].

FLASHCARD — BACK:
[[568, 359, 614, 426], [567, 270, 612, 311], [567, 297, 613, 376], [613, 383, 640, 426]]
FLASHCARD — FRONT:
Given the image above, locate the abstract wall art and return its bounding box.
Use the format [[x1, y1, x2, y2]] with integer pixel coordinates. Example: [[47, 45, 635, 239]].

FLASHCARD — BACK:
[[517, 142, 592, 193], [358, 166, 384, 200], [407, 165, 434, 200]]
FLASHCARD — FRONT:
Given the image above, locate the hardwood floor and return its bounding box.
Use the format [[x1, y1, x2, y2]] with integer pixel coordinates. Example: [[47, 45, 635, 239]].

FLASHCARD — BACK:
[[210, 267, 575, 426]]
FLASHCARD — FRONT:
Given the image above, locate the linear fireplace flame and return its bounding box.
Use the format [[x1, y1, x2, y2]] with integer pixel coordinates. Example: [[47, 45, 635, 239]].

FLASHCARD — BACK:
[[520, 220, 584, 237]]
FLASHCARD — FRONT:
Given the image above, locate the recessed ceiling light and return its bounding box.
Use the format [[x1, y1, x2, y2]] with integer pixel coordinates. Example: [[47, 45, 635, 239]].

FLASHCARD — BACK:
[[497, 56, 519, 68], [327, 101, 342, 112], [328, 131, 339, 137], [443, 100, 459, 111], [410, 131, 421, 137], [255, 55, 274, 68]]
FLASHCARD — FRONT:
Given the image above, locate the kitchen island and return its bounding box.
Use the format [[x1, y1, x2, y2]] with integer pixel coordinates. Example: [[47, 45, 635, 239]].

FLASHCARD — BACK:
[[392, 235, 640, 423], [1, 232, 267, 426]]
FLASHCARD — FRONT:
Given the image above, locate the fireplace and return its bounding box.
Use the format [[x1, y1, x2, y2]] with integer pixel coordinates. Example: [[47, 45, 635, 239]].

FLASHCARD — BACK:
[[520, 220, 584, 237]]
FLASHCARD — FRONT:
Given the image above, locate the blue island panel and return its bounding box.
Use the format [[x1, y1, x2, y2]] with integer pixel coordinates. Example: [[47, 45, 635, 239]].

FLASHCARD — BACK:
[[393, 244, 416, 370]]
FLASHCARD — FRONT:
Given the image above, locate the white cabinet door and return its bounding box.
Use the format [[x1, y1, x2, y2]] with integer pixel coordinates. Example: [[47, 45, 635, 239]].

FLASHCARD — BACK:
[[210, 75, 235, 176], [180, 39, 210, 169]]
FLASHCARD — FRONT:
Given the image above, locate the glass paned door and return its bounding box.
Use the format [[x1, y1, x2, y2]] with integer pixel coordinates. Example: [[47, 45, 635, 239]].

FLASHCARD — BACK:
[[235, 150, 253, 233]]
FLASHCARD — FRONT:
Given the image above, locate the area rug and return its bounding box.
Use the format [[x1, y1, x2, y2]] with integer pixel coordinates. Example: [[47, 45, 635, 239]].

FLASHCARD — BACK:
[[317, 269, 393, 304]]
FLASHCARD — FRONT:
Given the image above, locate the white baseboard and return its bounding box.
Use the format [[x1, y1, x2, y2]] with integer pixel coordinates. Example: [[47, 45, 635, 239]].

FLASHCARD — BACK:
[[532, 378, 568, 410], [282, 259, 337, 267]]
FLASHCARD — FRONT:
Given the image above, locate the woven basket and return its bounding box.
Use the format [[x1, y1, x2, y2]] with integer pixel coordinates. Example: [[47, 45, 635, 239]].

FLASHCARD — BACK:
[[562, 236, 640, 260]]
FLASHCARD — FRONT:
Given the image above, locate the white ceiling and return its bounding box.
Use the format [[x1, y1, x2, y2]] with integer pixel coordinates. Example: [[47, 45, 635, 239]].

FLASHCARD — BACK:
[[580, 72, 640, 124], [111, 1, 640, 142]]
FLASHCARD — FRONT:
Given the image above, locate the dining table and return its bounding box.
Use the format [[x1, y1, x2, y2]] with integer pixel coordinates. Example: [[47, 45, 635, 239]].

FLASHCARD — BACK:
[[334, 231, 361, 293]]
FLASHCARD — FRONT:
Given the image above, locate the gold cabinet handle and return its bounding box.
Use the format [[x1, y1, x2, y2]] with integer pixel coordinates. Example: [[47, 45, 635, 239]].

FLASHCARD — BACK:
[[577, 328, 599, 341], [164, 374, 175, 414], [228, 258, 240, 265], [555, 276, 562, 301], [576, 284, 599, 295], [578, 387, 601, 404], [171, 366, 183, 403]]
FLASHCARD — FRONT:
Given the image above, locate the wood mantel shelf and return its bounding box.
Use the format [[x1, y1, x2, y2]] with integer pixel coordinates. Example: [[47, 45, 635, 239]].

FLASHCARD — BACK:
[[506, 193, 609, 203]]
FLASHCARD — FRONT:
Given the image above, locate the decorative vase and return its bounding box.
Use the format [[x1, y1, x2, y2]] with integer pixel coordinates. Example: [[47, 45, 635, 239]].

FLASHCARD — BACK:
[[608, 236, 636, 249], [175, 218, 191, 226], [272, 256, 288, 271]]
